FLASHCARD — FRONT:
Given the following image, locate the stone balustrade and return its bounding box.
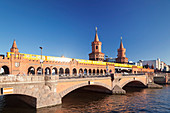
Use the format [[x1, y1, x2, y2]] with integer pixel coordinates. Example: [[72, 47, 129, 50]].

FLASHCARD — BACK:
[[0, 75, 59, 83]]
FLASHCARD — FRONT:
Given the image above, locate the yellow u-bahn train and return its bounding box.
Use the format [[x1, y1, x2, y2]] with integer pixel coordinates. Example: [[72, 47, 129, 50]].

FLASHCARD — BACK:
[[7, 52, 142, 68]]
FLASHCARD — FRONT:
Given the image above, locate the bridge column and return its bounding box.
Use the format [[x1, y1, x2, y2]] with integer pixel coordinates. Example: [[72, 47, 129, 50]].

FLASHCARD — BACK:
[[36, 76, 61, 108], [35, 69, 38, 76], [63, 69, 65, 76], [111, 77, 126, 94], [86, 70, 89, 76], [70, 69, 73, 77], [112, 85, 126, 94]]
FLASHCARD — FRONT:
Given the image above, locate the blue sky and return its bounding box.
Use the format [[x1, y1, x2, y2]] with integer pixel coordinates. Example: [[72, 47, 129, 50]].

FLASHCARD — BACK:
[[0, 0, 170, 64]]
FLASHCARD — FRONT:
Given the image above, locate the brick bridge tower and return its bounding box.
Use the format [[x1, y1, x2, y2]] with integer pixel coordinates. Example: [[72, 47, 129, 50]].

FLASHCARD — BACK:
[[89, 27, 104, 61], [116, 37, 128, 64]]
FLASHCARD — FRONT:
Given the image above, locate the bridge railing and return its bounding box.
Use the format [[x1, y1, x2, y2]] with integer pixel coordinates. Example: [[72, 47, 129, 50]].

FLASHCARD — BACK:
[[122, 73, 145, 76], [115, 73, 146, 76], [0, 75, 59, 83], [0, 73, 149, 83], [58, 74, 109, 79]]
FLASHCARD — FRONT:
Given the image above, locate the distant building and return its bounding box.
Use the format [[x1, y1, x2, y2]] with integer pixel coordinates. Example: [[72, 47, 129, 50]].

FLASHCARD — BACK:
[[136, 60, 143, 67], [136, 58, 169, 72], [163, 63, 169, 72]]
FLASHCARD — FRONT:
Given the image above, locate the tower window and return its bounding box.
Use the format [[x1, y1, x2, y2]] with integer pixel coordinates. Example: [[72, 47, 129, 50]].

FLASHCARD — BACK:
[[96, 46, 98, 49]]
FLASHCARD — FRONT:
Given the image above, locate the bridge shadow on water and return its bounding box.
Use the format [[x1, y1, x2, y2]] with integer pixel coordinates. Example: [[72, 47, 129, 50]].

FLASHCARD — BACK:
[[0, 95, 36, 113]]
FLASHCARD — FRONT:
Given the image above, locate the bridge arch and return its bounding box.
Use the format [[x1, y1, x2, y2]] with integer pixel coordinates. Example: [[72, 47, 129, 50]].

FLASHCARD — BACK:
[[97, 69, 99, 75], [120, 79, 147, 88], [93, 69, 95, 75], [37, 67, 43, 75], [52, 67, 57, 75], [65, 68, 70, 76], [59, 82, 112, 98], [104, 70, 106, 74], [89, 69, 92, 75], [84, 69, 87, 75], [28, 66, 35, 75], [59, 68, 64, 76], [79, 68, 83, 74], [1, 65, 10, 75], [72, 68, 77, 76], [45, 67, 51, 75], [100, 69, 103, 75], [2, 94, 37, 108]]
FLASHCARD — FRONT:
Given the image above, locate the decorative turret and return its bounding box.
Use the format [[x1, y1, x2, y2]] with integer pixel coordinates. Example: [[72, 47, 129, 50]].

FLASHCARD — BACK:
[[116, 37, 128, 64], [89, 27, 104, 61], [10, 40, 19, 54]]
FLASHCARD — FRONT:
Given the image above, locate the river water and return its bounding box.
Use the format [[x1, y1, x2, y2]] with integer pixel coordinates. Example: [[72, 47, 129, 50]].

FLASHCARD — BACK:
[[0, 85, 170, 113]]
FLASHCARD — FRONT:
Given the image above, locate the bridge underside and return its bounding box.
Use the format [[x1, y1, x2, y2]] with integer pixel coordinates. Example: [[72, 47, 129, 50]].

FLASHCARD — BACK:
[[62, 85, 112, 99], [1, 94, 37, 108], [122, 81, 147, 88]]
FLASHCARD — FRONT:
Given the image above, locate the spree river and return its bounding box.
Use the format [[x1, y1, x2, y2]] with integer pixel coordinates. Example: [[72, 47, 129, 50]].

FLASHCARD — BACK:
[[0, 85, 170, 113]]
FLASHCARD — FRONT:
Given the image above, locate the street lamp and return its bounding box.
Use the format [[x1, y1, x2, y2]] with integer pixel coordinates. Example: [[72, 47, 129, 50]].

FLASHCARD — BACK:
[[39, 47, 43, 75]]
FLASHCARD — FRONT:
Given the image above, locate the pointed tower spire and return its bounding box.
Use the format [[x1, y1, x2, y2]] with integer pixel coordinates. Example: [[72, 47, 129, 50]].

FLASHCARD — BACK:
[[12, 39, 18, 49], [94, 27, 99, 41], [120, 36, 124, 49], [10, 39, 19, 54]]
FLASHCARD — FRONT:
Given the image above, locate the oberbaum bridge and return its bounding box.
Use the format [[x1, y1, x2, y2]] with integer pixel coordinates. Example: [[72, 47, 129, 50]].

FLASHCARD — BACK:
[[0, 28, 161, 108]]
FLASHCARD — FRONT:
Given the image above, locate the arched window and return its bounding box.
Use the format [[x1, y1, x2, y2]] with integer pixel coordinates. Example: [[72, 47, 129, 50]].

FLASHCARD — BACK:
[[28, 66, 35, 75], [93, 69, 95, 75], [65, 68, 70, 76], [73, 68, 77, 76], [100, 69, 103, 75], [45, 67, 51, 75], [37, 67, 43, 75], [52, 68, 57, 75], [59, 68, 64, 76], [84, 69, 87, 75], [104, 70, 106, 74], [97, 69, 99, 75], [96, 46, 98, 49], [79, 68, 83, 74], [0, 66, 9, 75], [89, 69, 92, 75]]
